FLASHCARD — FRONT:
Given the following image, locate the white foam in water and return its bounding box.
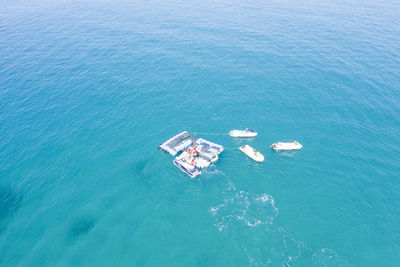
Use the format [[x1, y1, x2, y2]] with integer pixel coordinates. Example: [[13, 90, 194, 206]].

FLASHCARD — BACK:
[[209, 181, 349, 266], [209, 188, 279, 233], [201, 166, 226, 178], [312, 248, 350, 266]]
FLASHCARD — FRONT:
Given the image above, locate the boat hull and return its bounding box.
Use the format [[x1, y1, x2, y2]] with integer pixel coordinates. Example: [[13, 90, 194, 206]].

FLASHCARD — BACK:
[[270, 141, 303, 151], [229, 130, 257, 138], [239, 145, 264, 162], [173, 159, 201, 178]]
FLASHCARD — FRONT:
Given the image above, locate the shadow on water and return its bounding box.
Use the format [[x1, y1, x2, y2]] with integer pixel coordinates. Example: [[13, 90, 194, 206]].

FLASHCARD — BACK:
[[131, 157, 154, 187], [196, 254, 219, 267], [134, 158, 149, 177], [0, 184, 23, 233], [273, 151, 299, 158], [68, 216, 97, 241]]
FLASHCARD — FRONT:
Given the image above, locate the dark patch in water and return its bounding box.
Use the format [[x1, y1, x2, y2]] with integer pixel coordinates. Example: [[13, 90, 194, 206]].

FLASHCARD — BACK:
[[196, 254, 219, 267], [0, 185, 23, 219], [132, 158, 154, 187], [134, 256, 146, 266], [133, 158, 149, 176], [69, 216, 96, 240], [0, 184, 23, 233]]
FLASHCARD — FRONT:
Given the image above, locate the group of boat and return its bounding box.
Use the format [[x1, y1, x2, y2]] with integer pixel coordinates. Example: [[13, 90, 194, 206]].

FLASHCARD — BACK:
[[231, 128, 302, 162], [158, 131, 224, 178], [158, 129, 302, 178]]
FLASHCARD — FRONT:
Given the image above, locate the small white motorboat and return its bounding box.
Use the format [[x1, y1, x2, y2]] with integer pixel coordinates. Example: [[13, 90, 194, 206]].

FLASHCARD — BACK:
[[229, 128, 257, 138], [270, 141, 303, 151], [239, 145, 264, 162], [173, 151, 202, 178], [173, 159, 201, 178]]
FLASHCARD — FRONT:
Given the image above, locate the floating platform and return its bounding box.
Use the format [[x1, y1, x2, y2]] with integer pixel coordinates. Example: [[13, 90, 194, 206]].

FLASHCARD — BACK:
[[158, 131, 192, 156], [159, 131, 224, 177]]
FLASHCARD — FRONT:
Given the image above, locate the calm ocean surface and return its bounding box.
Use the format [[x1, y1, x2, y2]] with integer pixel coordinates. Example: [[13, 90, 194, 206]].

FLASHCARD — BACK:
[[1, 0, 399, 266]]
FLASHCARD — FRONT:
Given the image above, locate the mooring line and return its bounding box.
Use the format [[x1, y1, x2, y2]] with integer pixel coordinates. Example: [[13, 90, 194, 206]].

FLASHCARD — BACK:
[[193, 132, 228, 136], [222, 147, 240, 150]]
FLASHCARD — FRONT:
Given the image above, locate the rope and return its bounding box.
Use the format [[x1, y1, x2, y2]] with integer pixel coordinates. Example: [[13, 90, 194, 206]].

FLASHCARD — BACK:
[[223, 147, 239, 150], [193, 132, 228, 136], [190, 132, 240, 149]]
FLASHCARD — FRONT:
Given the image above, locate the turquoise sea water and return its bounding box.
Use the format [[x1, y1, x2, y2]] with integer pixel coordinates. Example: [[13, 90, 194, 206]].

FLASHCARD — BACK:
[[1, 0, 400, 266]]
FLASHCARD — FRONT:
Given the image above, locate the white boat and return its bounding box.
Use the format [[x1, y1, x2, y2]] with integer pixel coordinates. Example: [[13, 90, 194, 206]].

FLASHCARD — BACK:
[[229, 129, 257, 138], [194, 157, 211, 168], [270, 141, 303, 151], [239, 145, 264, 162], [173, 151, 202, 178]]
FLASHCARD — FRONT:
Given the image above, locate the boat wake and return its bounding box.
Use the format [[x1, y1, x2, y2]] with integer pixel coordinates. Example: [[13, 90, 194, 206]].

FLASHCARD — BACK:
[[210, 190, 278, 231], [209, 182, 349, 266], [200, 165, 226, 178]]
